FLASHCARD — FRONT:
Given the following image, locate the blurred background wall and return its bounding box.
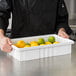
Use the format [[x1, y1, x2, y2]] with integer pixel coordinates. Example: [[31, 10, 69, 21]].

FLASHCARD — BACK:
[[65, 0, 74, 19], [65, 0, 76, 25]]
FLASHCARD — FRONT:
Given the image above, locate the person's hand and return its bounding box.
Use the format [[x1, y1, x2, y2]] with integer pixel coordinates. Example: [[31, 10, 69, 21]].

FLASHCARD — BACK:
[[0, 36, 12, 52], [58, 28, 70, 38]]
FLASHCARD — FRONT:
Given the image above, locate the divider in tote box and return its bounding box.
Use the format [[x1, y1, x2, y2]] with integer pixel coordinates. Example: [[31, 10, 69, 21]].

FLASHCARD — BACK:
[[39, 46, 53, 58]]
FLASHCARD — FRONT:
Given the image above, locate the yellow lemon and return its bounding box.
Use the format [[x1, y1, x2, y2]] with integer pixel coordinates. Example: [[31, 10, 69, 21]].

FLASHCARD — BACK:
[[30, 41, 38, 44], [45, 42, 52, 45], [16, 40, 26, 48], [40, 44, 46, 46], [24, 45, 31, 48], [53, 41, 60, 44], [31, 43, 39, 47]]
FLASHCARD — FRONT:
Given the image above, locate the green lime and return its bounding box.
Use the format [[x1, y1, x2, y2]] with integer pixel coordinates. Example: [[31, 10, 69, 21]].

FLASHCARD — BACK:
[[38, 38, 45, 44], [26, 43, 30, 45], [48, 36, 55, 43]]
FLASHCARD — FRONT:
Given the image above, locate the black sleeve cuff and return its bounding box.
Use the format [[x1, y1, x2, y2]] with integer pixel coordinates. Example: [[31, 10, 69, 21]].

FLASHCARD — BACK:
[[0, 18, 8, 33], [55, 24, 73, 35]]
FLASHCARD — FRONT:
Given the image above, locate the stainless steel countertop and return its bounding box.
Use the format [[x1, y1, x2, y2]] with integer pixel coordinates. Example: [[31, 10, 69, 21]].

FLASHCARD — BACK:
[[0, 43, 76, 76]]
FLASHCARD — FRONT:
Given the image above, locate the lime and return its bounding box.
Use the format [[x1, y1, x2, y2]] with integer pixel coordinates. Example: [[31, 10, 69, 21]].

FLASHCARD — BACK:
[[48, 36, 55, 43], [38, 38, 45, 44], [26, 43, 30, 45]]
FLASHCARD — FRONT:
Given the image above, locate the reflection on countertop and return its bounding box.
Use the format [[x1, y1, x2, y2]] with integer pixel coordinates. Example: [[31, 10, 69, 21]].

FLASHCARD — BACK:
[[0, 42, 76, 76]]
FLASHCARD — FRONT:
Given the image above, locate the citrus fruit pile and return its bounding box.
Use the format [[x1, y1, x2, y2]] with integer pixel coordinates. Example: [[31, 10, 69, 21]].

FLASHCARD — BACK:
[[13, 36, 59, 48]]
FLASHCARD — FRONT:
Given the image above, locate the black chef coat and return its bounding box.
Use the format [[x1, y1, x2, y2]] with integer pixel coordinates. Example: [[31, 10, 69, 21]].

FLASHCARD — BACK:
[[0, 0, 72, 38]]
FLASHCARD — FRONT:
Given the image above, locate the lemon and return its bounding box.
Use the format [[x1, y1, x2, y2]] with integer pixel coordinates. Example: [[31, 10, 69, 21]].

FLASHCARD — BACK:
[[48, 36, 55, 43], [30, 41, 39, 47], [38, 38, 45, 44], [30, 41, 38, 44], [53, 41, 59, 44], [40, 44, 46, 46], [24, 45, 31, 48], [31, 43, 39, 47], [16, 40, 26, 48], [45, 42, 52, 45]]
